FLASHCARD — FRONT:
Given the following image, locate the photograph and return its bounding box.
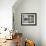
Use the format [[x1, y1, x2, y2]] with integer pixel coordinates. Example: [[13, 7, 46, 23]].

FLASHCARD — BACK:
[[21, 13, 37, 26], [0, 0, 45, 46]]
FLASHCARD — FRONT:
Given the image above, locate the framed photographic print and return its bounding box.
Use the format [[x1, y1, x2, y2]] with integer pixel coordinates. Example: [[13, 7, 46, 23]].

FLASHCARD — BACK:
[[21, 13, 37, 26]]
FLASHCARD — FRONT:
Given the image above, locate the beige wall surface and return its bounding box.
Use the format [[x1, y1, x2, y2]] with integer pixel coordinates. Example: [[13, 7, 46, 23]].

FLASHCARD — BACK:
[[13, 0, 41, 46], [13, 0, 46, 46]]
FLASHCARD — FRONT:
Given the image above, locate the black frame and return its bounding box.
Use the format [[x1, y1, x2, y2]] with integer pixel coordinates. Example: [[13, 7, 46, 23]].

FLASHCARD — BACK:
[[21, 13, 37, 26]]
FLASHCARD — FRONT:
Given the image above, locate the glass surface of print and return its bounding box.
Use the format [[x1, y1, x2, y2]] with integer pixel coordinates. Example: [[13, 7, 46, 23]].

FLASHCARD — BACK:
[[21, 13, 37, 26]]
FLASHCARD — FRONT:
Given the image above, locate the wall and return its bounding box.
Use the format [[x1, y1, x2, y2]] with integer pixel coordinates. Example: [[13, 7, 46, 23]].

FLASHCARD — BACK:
[[41, 0, 46, 46], [13, 0, 41, 46], [0, 0, 16, 30]]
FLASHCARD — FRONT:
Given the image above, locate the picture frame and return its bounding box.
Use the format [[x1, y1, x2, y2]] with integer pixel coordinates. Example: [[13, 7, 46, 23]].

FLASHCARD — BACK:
[[21, 13, 37, 26]]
